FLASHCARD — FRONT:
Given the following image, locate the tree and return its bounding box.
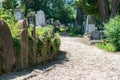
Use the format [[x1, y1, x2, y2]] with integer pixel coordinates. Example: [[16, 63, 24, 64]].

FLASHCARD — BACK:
[[111, 0, 120, 17], [76, 7, 84, 26], [20, 0, 75, 24], [75, 0, 120, 23], [2, 0, 18, 9], [97, 0, 109, 22]]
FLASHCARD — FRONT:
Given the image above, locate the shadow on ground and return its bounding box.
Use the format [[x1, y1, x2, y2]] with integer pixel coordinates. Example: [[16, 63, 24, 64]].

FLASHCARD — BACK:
[[0, 51, 69, 80]]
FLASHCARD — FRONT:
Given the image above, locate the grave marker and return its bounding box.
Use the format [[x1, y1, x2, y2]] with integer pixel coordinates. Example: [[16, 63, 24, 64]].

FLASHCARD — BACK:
[[27, 12, 36, 27], [36, 10, 46, 26], [0, 20, 16, 72], [85, 15, 96, 34], [18, 20, 28, 68], [14, 8, 23, 21]]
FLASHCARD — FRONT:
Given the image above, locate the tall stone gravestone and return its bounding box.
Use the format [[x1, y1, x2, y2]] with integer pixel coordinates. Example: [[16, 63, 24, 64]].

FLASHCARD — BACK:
[[36, 10, 46, 26], [27, 12, 37, 64], [14, 8, 24, 21], [85, 15, 96, 34], [18, 20, 28, 68], [0, 20, 16, 72]]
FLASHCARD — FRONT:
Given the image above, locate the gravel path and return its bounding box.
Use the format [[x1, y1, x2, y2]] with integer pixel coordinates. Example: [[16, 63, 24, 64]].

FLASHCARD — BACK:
[[1, 36, 120, 80]]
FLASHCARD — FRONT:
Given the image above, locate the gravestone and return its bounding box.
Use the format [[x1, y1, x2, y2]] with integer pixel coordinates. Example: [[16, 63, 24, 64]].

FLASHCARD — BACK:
[[88, 24, 96, 33], [36, 10, 46, 26], [89, 31, 103, 45], [14, 8, 24, 21], [27, 12, 37, 64], [90, 31, 101, 40], [27, 12, 36, 27], [18, 20, 28, 68], [0, 20, 16, 72], [85, 15, 96, 34], [0, 0, 2, 8]]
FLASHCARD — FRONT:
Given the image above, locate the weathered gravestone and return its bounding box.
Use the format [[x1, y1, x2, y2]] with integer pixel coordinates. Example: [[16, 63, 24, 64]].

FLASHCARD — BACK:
[[0, 0, 2, 8], [36, 10, 46, 26], [27, 12, 36, 27], [85, 15, 96, 35], [0, 20, 16, 72], [89, 31, 103, 45], [18, 20, 28, 68], [14, 8, 24, 21], [27, 12, 37, 64], [90, 31, 101, 40]]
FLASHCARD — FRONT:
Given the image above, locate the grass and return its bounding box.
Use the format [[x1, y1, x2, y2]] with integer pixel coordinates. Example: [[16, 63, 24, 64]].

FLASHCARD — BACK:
[[96, 43, 117, 52]]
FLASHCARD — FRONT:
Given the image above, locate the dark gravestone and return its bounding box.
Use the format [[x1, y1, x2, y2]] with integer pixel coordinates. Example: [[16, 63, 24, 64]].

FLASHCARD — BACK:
[[0, 20, 16, 72], [90, 31, 101, 40], [18, 20, 29, 68], [27, 12, 36, 27]]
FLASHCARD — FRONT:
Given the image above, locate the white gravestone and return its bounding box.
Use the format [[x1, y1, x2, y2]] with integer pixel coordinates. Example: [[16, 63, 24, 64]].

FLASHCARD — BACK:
[[85, 15, 96, 34], [88, 24, 96, 33], [36, 10, 46, 26], [14, 9, 24, 21], [0, 1, 2, 8]]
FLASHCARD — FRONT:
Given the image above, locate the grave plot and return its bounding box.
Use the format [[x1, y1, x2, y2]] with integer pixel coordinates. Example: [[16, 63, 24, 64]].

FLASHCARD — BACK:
[[84, 15, 103, 45]]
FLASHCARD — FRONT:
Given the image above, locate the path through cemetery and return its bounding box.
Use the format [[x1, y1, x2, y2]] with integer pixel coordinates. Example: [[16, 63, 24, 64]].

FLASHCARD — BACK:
[[1, 36, 120, 80]]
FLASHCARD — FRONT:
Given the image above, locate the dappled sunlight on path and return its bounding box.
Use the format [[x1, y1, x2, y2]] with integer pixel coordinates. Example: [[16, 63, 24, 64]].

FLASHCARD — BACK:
[[1, 36, 120, 80]]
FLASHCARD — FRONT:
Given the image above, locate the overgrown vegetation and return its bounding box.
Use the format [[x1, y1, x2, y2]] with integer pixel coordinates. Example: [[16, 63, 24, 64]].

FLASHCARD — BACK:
[[0, 8, 60, 59], [96, 43, 116, 52], [96, 16, 120, 52], [66, 25, 82, 36]]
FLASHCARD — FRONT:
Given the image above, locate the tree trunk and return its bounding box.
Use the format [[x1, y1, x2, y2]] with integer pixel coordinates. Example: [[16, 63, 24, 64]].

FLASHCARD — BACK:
[[97, 0, 110, 23], [111, 0, 120, 17], [76, 7, 84, 26]]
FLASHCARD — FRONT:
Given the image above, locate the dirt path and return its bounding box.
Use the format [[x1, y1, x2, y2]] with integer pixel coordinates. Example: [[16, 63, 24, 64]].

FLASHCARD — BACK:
[[1, 36, 120, 80]]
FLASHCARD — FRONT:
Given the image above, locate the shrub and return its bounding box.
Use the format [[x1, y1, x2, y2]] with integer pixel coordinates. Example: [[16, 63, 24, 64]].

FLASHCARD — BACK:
[[0, 8, 15, 28], [96, 43, 116, 52], [66, 25, 82, 36], [104, 16, 120, 51]]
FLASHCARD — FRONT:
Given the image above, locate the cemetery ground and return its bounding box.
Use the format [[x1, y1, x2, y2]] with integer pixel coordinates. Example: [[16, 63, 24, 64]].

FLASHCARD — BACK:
[[1, 36, 120, 80]]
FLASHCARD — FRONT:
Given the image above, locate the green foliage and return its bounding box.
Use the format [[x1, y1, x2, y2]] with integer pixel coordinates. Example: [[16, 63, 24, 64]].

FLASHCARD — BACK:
[[66, 25, 82, 36], [28, 25, 60, 56], [104, 16, 120, 51], [75, 0, 99, 17], [37, 39, 44, 56], [50, 33, 60, 53], [96, 43, 116, 52], [10, 22, 20, 37], [2, 0, 18, 9], [21, 0, 75, 24], [28, 36, 33, 54], [0, 8, 15, 28], [12, 38, 21, 58]]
